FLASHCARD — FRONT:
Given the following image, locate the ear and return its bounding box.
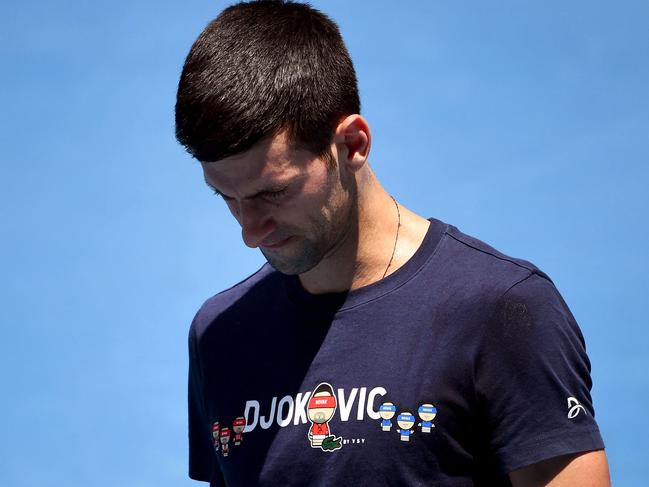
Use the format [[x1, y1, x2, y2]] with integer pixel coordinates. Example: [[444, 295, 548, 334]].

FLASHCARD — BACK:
[[333, 115, 371, 172]]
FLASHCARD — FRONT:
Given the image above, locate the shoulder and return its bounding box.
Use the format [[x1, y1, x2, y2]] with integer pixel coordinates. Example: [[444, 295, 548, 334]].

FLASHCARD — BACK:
[[431, 220, 554, 306], [443, 222, 547, 279], [190, 263, 280, 341], [435, 222, 582, 342]]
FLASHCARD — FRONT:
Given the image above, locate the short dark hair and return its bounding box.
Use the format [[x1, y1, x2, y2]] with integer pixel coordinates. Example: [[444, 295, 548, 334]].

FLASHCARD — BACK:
[[175, 0, 360, 163]]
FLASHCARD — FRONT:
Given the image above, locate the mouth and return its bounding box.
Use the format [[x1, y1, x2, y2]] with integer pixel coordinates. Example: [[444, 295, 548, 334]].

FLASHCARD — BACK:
[[261, 236, 292, 249]]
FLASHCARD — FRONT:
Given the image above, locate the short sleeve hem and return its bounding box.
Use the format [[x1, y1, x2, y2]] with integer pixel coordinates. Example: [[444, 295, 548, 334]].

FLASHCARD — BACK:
[[494, 424, 605, 475]]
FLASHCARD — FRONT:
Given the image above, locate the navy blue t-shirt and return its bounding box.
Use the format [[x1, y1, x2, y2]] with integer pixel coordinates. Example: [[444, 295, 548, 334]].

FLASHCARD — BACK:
[[188, 218, 604, 486]]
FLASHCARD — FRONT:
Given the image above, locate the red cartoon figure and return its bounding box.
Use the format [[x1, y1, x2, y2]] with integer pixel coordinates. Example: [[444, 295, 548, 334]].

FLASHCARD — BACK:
[[219, 427, 231, 457], [306, 382, 342, 451], [232, 416, 246, 445], [211, 421, 220, 452]]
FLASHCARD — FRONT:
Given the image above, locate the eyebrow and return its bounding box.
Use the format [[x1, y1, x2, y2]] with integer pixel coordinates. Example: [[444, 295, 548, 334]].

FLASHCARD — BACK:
[[203, 177, 291, 200]]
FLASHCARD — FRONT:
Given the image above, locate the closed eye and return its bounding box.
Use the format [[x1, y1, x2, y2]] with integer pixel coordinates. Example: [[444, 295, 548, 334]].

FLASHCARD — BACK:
[[205, 175, 292, 203], [261, 188, 289, 200], [211, 187, 234, 201]]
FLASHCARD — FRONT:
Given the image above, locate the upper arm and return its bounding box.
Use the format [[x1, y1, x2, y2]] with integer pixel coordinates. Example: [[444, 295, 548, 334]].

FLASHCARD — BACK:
[[474, 273, 605, 474], [509, 449, 611, 487]]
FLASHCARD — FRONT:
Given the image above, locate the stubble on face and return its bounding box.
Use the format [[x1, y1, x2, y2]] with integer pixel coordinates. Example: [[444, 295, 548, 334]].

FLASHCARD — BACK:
[[260, 157, 356, 276]]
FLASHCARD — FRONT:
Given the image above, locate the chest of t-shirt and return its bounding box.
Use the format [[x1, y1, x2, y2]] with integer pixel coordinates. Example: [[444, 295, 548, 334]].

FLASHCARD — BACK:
[[198, 301, 487, 486]]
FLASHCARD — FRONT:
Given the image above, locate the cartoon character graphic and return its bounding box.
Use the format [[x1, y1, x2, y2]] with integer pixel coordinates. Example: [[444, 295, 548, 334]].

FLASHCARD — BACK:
[[232, 416, 246, 445], [417, 403, 437, 432], [211, 421, 221, 451], [379, 402, 397, 431], [396, 412, 416, 442], [219, 427, 231, 457], [306, 382, 342, 451]]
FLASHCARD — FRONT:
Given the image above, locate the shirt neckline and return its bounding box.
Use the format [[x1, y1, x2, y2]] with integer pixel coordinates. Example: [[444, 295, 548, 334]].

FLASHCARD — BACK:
[[283, 217, 446, 311]]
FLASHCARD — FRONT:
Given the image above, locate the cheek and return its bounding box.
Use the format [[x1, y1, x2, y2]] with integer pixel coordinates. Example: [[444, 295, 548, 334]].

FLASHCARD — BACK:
[[304, 163, 338, 199], [299, 175, 343, 219]]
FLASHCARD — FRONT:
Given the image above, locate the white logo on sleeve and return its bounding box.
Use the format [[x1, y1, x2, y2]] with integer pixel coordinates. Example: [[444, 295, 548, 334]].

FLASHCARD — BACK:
[[567, 397, 586, 419]]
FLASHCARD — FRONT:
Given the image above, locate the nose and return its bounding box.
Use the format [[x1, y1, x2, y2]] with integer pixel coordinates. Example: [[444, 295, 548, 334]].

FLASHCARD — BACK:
[[235, 199, 276, 248]]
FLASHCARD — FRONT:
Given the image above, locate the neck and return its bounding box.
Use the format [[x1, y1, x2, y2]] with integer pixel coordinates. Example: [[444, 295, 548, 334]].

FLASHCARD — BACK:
[[298, 175, 427, 295]]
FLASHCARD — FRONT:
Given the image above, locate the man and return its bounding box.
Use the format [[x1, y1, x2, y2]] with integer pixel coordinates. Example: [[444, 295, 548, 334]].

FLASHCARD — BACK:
[[175, 1, 610, 485]]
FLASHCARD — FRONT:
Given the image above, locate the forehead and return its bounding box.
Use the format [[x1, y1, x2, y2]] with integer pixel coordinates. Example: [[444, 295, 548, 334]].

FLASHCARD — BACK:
[[201, 132, 310, 194]]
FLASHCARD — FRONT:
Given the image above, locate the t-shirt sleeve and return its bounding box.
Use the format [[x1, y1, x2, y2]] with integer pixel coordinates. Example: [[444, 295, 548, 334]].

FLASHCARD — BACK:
[[474, 271, 605, 475], [188, 320, 225, 486]]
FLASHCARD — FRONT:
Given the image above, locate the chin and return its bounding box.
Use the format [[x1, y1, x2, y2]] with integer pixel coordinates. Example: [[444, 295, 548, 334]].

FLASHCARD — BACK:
[[261, 243, 323, 276], [264, 257, 317, 276]]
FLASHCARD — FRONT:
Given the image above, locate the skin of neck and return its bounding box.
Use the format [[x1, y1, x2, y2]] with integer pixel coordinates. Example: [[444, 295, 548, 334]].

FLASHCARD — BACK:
[[297, 115, 424, 295], [299, 172, 399, 294]]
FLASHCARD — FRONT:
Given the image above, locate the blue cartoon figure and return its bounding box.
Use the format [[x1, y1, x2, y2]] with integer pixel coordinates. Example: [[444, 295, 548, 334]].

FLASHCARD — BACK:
[[396, 412, 415, 442], [417, 403, 437, 433], [379, 402, 397, 431]]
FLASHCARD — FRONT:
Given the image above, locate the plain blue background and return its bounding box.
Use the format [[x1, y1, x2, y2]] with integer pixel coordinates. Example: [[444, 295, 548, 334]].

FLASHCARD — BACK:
[[1, 0, 647, 485]]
